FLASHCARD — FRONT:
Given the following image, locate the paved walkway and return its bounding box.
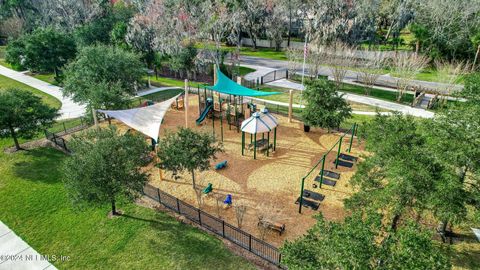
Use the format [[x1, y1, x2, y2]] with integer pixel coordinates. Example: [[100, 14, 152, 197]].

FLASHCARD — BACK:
[[264, 78, 434, 118], [242, 64, 275, 81], [0, 221, 57, 270], [136, 86, 181, 97], [0, 66, 85, 120]]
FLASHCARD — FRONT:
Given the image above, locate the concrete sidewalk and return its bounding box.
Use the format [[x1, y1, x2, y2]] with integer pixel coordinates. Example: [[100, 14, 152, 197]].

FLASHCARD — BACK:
[[0, 65, 85, 120], [264, 78, 434, 118], [136, 86, 181, 97], [0, 221, 57, 270]]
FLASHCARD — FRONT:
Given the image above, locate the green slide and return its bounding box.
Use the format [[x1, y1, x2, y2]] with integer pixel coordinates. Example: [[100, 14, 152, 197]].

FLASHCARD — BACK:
[[196, 101, 213, 125]]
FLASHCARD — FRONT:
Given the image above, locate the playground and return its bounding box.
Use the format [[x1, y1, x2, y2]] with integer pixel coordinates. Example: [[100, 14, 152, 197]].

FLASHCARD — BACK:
[[98, 70, 365, 247]]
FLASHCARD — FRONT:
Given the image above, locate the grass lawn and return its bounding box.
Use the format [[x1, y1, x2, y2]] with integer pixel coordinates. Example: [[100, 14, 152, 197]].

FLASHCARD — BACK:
[[0, 137, 255, 269], [0, 45, 15, 69], [30, 73, 60, 86], [0, 74, 61, 109], [132, 88, 185, 107]]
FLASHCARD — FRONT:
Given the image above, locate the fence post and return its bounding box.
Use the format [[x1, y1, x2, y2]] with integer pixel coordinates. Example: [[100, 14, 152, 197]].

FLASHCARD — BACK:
[[157, 188, 162, 203], [63, 122, 67, 134], [176, 198, 180, 214], [198, 209, 202, 225], [249, 235, 252, 251], [274, 70, 276, 81], [222, 220, 225, 237], [63, 139, 68, 152]]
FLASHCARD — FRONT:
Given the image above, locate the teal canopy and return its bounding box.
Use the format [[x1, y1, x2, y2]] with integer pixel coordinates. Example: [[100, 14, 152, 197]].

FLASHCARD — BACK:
[[205, 69, 281, 97]]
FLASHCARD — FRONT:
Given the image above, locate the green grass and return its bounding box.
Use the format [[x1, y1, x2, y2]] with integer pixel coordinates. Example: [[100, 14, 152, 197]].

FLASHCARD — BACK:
[[238, 66, 256, 76], [0, 74, 61, 109], [0, 45, 15, 69], [149, 76, 205, 88], [31, 73, 59, 86], [0, 137, 255, 269], [132, 88, 185, 107]]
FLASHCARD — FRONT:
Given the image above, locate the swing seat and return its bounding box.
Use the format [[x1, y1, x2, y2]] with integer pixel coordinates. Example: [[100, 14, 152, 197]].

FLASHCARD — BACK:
[[215, 160, 227, 170]]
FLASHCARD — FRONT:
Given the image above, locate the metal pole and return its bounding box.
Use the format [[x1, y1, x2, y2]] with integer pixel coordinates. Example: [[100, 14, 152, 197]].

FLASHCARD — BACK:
[[298, 177, 305, 213], [267, 132, 270, 157], [336, 136, 343, 169], [348, 123, 355, 153], [273, 127, 277, 151], [300, 34, 308, 107], [254, 133, 257, 159], [220, 98, 223, 142], [319, 155, 326, 189], [242, 132, 245, 156], [185, 79, 189, 128]]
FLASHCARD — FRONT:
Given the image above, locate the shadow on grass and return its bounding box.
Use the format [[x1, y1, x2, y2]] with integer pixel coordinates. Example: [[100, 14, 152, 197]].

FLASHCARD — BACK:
[[12, 147, 66, 184]]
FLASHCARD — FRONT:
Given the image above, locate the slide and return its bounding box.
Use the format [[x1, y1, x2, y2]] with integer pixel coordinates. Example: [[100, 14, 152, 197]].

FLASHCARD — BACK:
[[196, 103, 213, 125]]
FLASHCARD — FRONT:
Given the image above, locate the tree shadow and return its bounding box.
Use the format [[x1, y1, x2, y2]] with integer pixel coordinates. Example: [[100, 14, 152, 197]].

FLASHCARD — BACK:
[[12, 147, 66, 184]]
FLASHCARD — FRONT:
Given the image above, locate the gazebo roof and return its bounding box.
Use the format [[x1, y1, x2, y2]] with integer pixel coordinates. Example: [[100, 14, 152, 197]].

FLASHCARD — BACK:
[[205, 69, 281, 97], [241, 111, 278, 134]]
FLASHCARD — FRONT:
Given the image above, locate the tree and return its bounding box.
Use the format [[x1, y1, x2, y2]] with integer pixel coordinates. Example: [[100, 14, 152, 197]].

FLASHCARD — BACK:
[[347, 113, 467, 233], [410, 23, 429, 55], [62, 126, 150, 216], [281, 213, 451, 269], [325, 42, 357, 90], [241, 0, 268, 50], [264, 0, 287, 51], [157, 128, 223, 188], [390, 53, 429, 102], [62, 45, 145, 113], [301, 79, 351, 131], [5, 27, 76, 79], [356, 50, 386, 95], [0, 88, 58, 150]]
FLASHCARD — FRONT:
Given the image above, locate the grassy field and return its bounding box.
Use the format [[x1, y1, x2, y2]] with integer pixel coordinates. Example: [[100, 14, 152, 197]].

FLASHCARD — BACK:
[[0, 74, 62, 109], [0, 136, 255, 269], [30, 73, 59, 86]]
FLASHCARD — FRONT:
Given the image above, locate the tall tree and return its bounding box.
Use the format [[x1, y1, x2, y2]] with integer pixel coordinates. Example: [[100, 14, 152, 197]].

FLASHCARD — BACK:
[[301, 78, 352, 131], [0, 88, 58, 150], [281, 213, 451, 269], [62, 45, 145, 113], [157, 128, 223, 188], [62, 126, 150, 216]]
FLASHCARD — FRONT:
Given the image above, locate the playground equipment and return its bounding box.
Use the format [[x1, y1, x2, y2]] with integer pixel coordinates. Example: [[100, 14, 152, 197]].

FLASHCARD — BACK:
[[202, 183, 213, 195], [196, 98, 213, 125], [240, 109, 278, 159], [196, 69, 280, 141], [297, 123, 358, 214], [215, 160, 228, 170], [223, 194, 232, 206], [171, 94, 185, 110]]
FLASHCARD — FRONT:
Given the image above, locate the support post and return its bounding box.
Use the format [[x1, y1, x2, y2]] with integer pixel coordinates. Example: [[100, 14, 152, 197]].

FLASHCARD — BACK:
[[214, 64, 218, 84], [220, 99, 224, 142], [267, 131, 270, 157], [92, 108, 99, 129], [348, 123, 355, 153], [335, 136, 343, 169], [254, 133, 257, 159], [298, 177, 305, 214], [273, 127, 277, 151], [319, 155, 325, 189], [185, 79, 189, 128], [241, 132, 245, 156], [288, 90, 293, 123], [237, 76, 242, 85]]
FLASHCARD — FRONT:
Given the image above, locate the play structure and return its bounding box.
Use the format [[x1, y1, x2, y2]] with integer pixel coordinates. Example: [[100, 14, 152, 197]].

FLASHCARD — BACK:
[[296, 123, 358, 213], [196, 69, 280, 141]]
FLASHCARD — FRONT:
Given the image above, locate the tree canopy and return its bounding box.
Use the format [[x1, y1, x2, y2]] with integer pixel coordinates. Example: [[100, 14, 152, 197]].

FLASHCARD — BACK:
[[301, 79, 351, 130], [62, 44, 145, 111], [157, 127, 223, 188], [62, 126, 150, 216], [0, 88, 58, 150]]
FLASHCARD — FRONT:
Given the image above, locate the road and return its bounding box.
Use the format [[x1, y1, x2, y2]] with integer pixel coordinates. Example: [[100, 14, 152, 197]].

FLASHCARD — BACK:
[[239, 55, 463, 94]]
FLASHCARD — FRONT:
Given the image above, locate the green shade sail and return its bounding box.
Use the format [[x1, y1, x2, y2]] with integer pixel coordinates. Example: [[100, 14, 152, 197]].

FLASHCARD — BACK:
[[205, 69, 281, 97]]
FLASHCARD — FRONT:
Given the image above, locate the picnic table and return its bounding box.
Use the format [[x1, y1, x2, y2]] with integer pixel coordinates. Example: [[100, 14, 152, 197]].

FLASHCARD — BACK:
[[247, 138, 269, 151]]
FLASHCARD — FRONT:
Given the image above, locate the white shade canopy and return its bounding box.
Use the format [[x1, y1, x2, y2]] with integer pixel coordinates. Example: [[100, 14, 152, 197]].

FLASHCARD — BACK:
[[98, 95, 180, 141], [241, 111, 278, 134]]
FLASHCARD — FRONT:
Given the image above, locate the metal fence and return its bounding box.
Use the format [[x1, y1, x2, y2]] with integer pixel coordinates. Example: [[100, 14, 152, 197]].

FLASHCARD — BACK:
[[143, 184, 283, 267], [45, 130, 70, 152], [261, 69, 288, 84], [44, 117, 95, 152]]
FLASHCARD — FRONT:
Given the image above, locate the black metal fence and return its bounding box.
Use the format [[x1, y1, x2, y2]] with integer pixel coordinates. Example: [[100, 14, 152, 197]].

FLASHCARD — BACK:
[[45, 130, 70, 152], [44, 117, 94, 152], [143, 183, 283, 267], [261, 69, 288, 84]]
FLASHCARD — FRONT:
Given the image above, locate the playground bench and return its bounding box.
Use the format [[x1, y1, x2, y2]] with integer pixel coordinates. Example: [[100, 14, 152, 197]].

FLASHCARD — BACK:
[[258, 219, 286, 236]]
